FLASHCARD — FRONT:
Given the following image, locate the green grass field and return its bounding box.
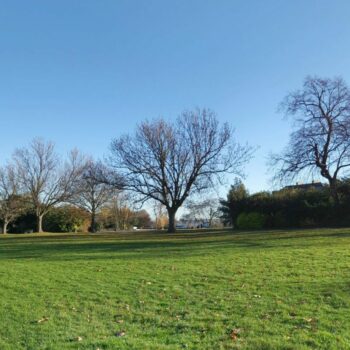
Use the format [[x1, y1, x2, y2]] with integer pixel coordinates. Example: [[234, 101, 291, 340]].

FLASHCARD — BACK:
[[1, 228, 350, 350]]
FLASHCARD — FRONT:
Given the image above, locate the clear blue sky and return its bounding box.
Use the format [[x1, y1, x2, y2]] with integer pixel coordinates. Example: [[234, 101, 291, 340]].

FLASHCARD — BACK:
[[1, 0, 350, 194]]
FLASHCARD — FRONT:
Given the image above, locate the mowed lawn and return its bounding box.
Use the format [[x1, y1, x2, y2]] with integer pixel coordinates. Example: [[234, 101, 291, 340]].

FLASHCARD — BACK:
[[1, 229, 350, 350]]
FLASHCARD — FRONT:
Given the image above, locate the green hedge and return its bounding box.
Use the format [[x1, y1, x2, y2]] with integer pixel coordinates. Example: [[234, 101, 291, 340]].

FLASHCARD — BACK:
[[236, 212, 265, 229]]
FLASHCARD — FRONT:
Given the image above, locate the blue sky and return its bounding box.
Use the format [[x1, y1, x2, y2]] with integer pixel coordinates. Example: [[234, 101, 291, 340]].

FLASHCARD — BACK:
[[1, 0, 350, 194]]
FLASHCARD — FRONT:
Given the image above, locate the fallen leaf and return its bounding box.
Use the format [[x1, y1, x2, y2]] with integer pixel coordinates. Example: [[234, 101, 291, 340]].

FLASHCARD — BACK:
[[75, 336, 83, 342], [230, 328, 241, 341], [37, 316, 49, 323], [115, 331, 126, 337]]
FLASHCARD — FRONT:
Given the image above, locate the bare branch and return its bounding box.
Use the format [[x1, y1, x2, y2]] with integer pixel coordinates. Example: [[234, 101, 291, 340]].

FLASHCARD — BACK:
[[271, 77, 350, 203]]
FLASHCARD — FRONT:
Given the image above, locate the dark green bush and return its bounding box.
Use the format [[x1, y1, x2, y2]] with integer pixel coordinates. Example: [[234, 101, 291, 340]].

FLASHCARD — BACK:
[[44, 206, 90, 232], [236, 212, 266, 229]]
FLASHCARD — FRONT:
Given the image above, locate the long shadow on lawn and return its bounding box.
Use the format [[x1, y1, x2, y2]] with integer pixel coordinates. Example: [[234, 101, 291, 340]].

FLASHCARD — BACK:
[[0, 238, 267, 262], [2, 228, 349, 262]]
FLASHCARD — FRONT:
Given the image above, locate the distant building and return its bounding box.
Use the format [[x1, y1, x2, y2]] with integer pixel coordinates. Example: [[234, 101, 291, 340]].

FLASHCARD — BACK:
[[282, 181, 325, 191]]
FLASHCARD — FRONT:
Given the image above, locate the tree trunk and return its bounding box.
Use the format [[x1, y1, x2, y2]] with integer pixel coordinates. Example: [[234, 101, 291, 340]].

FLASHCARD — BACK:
[[90, 211, 97, 233], [114, 219, 119, 231], [2, 220, 8, 234], [329, 179, 339, 205], [167, 208, 177, 233], [37, 214, 44, 233]]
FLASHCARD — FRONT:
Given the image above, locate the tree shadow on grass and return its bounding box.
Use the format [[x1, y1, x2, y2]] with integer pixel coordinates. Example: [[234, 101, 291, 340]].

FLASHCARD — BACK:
[[0, 238, 266, 262], [1, 228, 349, 262]]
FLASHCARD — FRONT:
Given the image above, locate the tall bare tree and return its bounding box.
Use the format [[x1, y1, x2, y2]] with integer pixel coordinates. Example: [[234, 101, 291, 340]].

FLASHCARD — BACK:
[[74, 160, 115, 232], [0, 165, 25, 234], [110, 108, 252, 232], [271, 77, 350, 203], [13, 138, 85, 232]]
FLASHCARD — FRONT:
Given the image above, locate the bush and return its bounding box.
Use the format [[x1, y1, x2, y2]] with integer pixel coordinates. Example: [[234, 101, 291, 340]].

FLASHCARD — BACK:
[[236, 212, 265, 229], [272, 211, 289, 228], [299, 217, 317, 227], [44, 206, 90, 232]]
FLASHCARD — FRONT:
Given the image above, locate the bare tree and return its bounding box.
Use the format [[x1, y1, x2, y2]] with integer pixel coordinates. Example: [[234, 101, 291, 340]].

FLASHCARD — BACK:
[[107, 191, 134, 230], [74, 160, 115, 232], [271, 77, 350, 203], [110, 108, 252, 232], [152, 200, 168, 230], [0, 165, 25, 234], [13, 138, 85, 232], [183, 198, 220, 227]]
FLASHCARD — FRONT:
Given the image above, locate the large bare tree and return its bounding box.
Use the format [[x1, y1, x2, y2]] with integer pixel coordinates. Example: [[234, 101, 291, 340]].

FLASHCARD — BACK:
[[271, 77, 350, 203], [0, 165, 25, 234], [110, 108, 252, 232], [74, 160, 115, 232], [13, 138, 85, 232]]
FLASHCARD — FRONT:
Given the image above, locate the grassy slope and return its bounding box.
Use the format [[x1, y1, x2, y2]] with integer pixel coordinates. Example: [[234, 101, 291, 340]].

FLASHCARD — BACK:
[[0, 228, 350, 350]]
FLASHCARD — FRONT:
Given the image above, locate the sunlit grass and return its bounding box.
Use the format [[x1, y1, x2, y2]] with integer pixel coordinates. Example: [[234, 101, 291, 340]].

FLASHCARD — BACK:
[[1, 228, 350, 349]]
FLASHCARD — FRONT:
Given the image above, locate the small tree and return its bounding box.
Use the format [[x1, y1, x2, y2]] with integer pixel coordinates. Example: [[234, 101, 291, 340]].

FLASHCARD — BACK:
[[131, 209, 152, 228], [110, 108, 252, 232], [74, 160, 115, 232], [13, 138, 85, 232], [0, 165, 25, 234], [271, 76, 350, 204], [105, 191, 134, 230], [152, 200, 168, 230], [183, 197, 220, 227], [219, 178, 249, 227]]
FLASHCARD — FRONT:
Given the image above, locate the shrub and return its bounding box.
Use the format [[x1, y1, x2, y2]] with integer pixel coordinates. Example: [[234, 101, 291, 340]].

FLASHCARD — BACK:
[[236, 212, 265, 229], [44, 206, 90, 232]]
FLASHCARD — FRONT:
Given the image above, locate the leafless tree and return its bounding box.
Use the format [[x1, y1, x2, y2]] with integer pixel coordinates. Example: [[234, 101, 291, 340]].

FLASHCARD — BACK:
[[110, 108, 253, 232], [271, 77, 350, 203], [183, 198, 220, 227], [152, 200, 168, 230], [13, 138, 85, 232], [0, 165, 25, 234], [74, 160, 115, 232], [107, 191, 134, 230]]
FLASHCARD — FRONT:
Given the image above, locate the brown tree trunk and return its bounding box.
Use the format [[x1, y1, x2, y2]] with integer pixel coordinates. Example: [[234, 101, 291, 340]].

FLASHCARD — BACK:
[[37, 214, 44, 233], [167, 208, 177, 233], [90, 211, 97, 233]]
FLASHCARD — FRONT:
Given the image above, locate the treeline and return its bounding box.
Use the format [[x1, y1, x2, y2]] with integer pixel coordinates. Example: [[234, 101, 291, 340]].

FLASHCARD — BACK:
[[3, 75, 350, 233], [6, 205, 152, 234], [220, 180, 350, 229], [219, 75, 350, 230], [0, 138, 153, 234], [0, 108, 250, 233]]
